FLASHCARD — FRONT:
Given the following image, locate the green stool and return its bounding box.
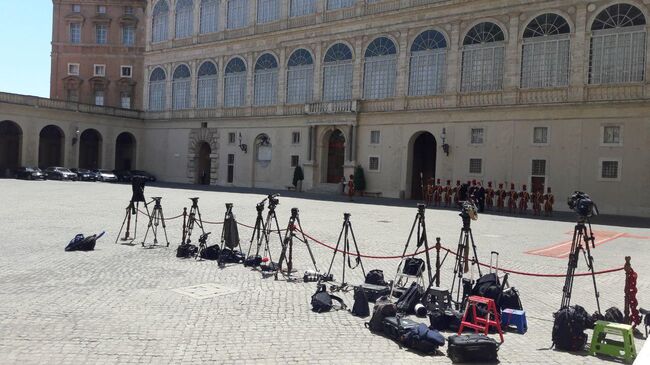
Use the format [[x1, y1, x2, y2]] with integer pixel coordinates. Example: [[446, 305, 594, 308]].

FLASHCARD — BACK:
[[590, 320, 636, 364]]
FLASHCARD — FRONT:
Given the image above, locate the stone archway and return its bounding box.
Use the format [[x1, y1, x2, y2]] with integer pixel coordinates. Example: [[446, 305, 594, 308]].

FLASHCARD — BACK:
[[195, 142, 211, 185], [187, 128, 219, 184], [409, 132, 437, 200], [325, 129, 345, 183], [0, 121, 22, 177], [79, 129, 103, 169], [39, 125, 65, 168], [115, 132, 136, 170]]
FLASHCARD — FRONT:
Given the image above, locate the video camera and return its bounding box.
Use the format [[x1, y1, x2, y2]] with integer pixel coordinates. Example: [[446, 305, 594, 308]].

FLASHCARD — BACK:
[[567, 191, 598, 219], [131, 177, 146, 203], [460, 200, 478, 221]]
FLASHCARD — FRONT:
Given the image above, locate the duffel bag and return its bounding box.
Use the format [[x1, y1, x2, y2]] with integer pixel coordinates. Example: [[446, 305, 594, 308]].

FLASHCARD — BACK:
[[447, 334, 499, 363], [381, 316, 420, 341], [401, 323, 445, 353], [200, 245, 220, 260]]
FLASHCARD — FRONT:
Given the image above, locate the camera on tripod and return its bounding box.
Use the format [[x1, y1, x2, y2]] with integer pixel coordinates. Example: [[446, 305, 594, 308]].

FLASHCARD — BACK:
[[268, 193, 280, 207], [131, 177, 146, 203], [567, 191, 598, 219], [459, 201, 478, 221]]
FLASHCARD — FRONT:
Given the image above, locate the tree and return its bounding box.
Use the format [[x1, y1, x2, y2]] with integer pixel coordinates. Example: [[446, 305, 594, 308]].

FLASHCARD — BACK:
[[354, 165, 366, 193]]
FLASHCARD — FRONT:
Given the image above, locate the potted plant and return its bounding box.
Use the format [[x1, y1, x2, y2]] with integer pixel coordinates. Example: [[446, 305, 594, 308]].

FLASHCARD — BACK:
[[354, 165, 366, 196]]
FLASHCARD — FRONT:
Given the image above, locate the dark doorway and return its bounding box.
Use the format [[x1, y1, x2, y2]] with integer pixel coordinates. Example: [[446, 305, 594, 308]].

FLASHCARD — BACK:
[[0, 121, 22, 177], [196, 142, 211, 185], [39, 125, 65, 168], [115, 132, 136, 170], [326, 129, 345, 183], [411, 132, 436, 200], [531, 176, 545, 194], [79, 129, 102, 169]]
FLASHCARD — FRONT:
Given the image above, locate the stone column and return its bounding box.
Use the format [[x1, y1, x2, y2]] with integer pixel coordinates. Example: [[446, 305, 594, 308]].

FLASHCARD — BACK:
[[193, 0, 201, 39], [352, 37, 364, 100], [444, 22, 460, 107], [210, 153, 219, 184], [249, 0, 257, 27], [313, 43, 323, 101], [278, 48, 287, 105], [395, 31, 409, 98], [246, 52, 254, 105], [502, 14, 520, 104], [165, 64, 173, 110], [189, 59, 198, 108], [217, 55, 225, 108], [219, 0, 228, 31], [168, 2, 175, 40], [569, 4, 587, 102]]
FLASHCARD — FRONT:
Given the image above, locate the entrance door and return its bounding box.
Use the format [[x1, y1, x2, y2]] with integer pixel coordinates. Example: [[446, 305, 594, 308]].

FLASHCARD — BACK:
[[115, 132, 136, 170], [196, 142, 211, 185], [531, 176, 545, 194], [0, 121, 21, 177], [410, 132, 436, 200], [326, 129, 345, 183], [79, 129, 102, 169], [39, 125, 64, 168]]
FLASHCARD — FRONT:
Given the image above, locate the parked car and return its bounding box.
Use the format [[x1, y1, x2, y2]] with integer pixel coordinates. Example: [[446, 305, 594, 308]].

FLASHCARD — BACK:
[[113, 170, 133, 182], [14, 167, 46, 180], [45, 167, 78, 181], [92, 169, 118, 182], [70, 168, 98, 182], [131, 170, 157, 182]]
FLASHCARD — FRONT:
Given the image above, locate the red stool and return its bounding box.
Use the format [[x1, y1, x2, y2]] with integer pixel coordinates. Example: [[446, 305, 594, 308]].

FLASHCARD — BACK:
[[458, 295, 504, 343]]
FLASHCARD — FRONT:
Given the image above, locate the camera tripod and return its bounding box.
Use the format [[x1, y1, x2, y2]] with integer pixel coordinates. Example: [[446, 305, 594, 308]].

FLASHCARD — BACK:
[[449, 208, 482, 308], [183, 197, 205, 244], [391, 204, 433, 296], [218, 203, 243, 265], [324, 213, 366, 290], [141, 197, 170, 248], [276, 208, 319, 281], [116, 201, 139, 244], [560, 216, 601, 314], [245, 196, 283, 272]]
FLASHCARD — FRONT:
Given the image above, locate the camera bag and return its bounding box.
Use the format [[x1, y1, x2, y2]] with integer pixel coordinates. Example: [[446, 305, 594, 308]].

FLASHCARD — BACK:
[[499, 287, 523, 310], [311, 284, 346, 313], [605, 306, 625, 324], [351, 286, 370, 317], [366, 296, 397, 333], [381, 316, 420, 341], [396, 282, 424, 314], [403, 258, 425, 276], [219, 248, 245, 263], [552, 306, 589, 351], [401, 323, 445, 353], [447, 334, 499, 363], [359, 283, 390, 302], [65, 234, 98, 252], [365, 269, 388, 286], [244, 255, 262, 267], [200, 245, 221, 260]]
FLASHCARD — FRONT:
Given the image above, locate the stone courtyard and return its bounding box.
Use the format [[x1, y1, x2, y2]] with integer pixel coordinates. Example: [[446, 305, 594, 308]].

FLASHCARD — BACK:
[[0, 179, 648, 364]]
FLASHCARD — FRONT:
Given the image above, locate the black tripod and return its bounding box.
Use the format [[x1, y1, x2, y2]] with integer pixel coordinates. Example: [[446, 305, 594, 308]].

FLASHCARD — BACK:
[[276, 208, 319, 281], [141, 197, 169, 248], [116, 201, 141, 244], [245, 195, 283, 271], [391, 204, 433, 295], [560, 217, 601, 314], [450, 206, 482, 308], [218, 203, 243, 265], [324, 213, 366, 290], [184, 197, 205, 244]]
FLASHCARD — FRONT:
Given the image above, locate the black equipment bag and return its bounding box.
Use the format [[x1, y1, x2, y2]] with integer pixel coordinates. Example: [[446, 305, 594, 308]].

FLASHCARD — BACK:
[[381, 316, 420, 341], [244, 255, 262, 267], [200, 245, 221, 260], [222, 215, 240, 249], [176, 243, 198, 258], [552, 306, 588, 351], [366, 297, 397, 333], [352, 286, 370, 317], [428, 309, 449, 331], [499, 287, 523, 310], [396, 282, 423, 314], [401, 323, 445, 353], [423, 287, 452, 312], [447, 334, 499, 363], [65, 234, 98, 252], [365, 269, 388, 286], [219, 248, 245, 263], [472, 273, 501, 301], [605, 307, 625, 324], [311, 284, 346, 313], [359, 283, 390, 303], [403, 258, 425, 276]]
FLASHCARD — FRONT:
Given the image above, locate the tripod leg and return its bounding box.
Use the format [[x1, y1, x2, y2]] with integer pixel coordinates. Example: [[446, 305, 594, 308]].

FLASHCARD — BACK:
[[133, 202, 140, 241], [326, 220, 346, 279], [419, 215, 433, 288], [196, 207, 206, 235], [275, 219, 293, 278], [561, 225, 581, 309], [582, 225, 602, 314], [468, 229, 482, 278], [451, 229, 466, 306], [159, 209, 169, 247], [348, 224, 366, 278], [342, 222, 349, 285], [116, 208, 129, 244], [296, 219, 319, 272]]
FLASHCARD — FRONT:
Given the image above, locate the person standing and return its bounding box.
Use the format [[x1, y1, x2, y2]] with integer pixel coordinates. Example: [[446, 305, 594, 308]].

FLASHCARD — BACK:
[[475, 181, 486, 212], [347, 174, 355, 201], [518, 184, 530, 215], [495, 183, 506, 212], [485, 181, 494, 211], [443, 180, 452, 207], [507, 183, 517, 214], [543, 187, 555, 216], [532, 188, 543, 216]]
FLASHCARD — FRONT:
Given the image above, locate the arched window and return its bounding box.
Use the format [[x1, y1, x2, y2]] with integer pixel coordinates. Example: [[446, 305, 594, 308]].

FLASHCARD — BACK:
[[200, 0, 218, 34], [409, 30, 447, 96], [287, 49, 314, 104], [258, 0, 280, 23], [323, 43, 353, 101], [590, 4, 646, 84], [291, 0, 317, 17], [327, 0, 354, 10], [254, 54, 279, 106], [197, 61, 218, 108], [461, 22, 505, 92], [224, 58, 247, 107], [363, 37, 397, 99], [152, 0, 169, 43], [521, 14, 571, 89], [227, 0, 248, 29], [172, 65, 191, 110], [175, 0, 194, 39], [149, 67, 167, 111]]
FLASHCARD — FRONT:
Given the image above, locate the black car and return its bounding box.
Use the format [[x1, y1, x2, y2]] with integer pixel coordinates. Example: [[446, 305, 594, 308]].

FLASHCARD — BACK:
[[113, 170, 133, 182], [131, 170, 157, 182], [14, 167, 46, 180], [70, 168, 98, 182]]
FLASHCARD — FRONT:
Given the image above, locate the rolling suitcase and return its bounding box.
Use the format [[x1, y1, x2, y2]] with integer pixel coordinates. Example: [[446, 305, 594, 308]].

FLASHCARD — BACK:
[[359, 283, 390, 302], [447, 334, 499, 363], [382, 316, 421, 341]]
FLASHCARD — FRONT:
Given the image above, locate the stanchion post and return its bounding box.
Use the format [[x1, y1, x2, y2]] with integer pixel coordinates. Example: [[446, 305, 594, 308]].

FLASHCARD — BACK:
[[435, 237, 441, 287], [624, 256, 631, 323], [181, 207, 188, 244]]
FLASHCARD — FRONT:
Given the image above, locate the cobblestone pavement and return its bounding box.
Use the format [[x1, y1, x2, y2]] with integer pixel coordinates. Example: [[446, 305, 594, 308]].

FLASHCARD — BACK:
[[0, 180, 648, 364]]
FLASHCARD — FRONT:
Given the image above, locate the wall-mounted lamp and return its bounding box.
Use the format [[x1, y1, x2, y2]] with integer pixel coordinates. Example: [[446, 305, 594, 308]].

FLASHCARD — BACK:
[[441, 128, 450, 156], [72, 127, 80, 146], [238, 133, 248, 153]]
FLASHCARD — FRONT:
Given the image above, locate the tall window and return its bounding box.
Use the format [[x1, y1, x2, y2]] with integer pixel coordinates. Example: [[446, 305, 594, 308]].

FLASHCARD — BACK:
[[461, 22, 505, 92], [258, 0, 280, 23], [94, 88, 105, 106], [121, 92, 132, 109], [200, 0, 219, 34], [469, 158, 482, 174], [152, 0, 169, 43], [363, 37, 397, 99], [323, 43, 353, 101], [409, 30, 447, 96], [95, 24, 108, 44], [70, 23, 81, 43], [533, 126, 548, 144], [122, 25, 136, 45], [254, 53, 279, 106], [327, 0, 355, 10], [175, 0, 194, 39], [173, 65, 191, 110], [224, 58, 247, 107], [590, 4, 646, 84], [470, 128, 484, 144], [197, 61, 218, 108], [287, 49, 314, 104], [291, 0, 317, 17], [521, 14, 570, 89], [149, 67, 167, 111], [227, 0, 248, 29]]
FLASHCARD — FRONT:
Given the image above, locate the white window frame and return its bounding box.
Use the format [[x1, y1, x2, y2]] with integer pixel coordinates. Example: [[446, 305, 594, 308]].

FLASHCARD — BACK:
[[470, 128, 484, 145], [461, 43, 505, 92], [363, 54, 397, 99], [600, 124, 623, 146], [409, 48, 447, 96], [67, 63, 80, 76], [152, 1, 169, 43], [370, 130, 380, 144], [257, 0, 280, 23], [521, 35, 570, 89], [121, 65, 133, 78], [120, 92, 132, 109], [598, 158, 622, 181], [322, 62, 353, 101], [532, 126, 550, 146], [469, 158, 483, 175], [254, 68, 278, 106], [589, 27, 646, 85], [531, 159, 547, 176], [368, 156, 381, 172], [290, 0, 317, 17], [94, 64, 106, 77], [94, 89, 105, 106], [175, 0, 194, 39], [197, 63, 218, 109]]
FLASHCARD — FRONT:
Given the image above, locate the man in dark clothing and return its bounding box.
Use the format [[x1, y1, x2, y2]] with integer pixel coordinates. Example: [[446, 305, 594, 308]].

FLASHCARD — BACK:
[[475, 181, 486, 212], [458, 182, 469, 204]]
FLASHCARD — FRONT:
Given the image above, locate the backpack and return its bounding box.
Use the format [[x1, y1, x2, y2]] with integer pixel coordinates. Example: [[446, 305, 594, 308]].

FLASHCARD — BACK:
[[366, 296, 397, 333], [222, 215, 240, 249], [177, 243, 198, 258], [219, 249, 245, 264], [472, 273, 502, 303], [244, 255, 262, 267], [352, 286, 370, 317], [65, 234, 97, 251], [499, 287, 523, 310], [552, 306, 588, 351], [365, 269, 388, 286], [311, 284, 346, 313], [401, 323, 445, 354], [605, 307, 624, 324], [396, 282, 424, 314], [200, 245, 220, 260], [403, 258, 425, 276]]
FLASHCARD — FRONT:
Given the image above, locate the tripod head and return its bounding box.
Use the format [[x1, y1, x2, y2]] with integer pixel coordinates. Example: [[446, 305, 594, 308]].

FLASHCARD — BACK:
[[290, 207, 299, 219], [225, 203, 233, 210], [190, 197, 200, 208], [417, 203, 426, 215], [151, 197, 162, 208], [459, 200, 478, 230], [256, 202, 265, 214], [343, 212, 351, 221]]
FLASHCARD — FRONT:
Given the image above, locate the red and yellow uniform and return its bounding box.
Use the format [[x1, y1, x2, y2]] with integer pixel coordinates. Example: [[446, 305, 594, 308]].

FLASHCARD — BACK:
[[531, 190, 543, 216], [543, 187, 555, 216], [433, 178, 442, 206], [443, 180, 452, 207], [518, 185, 530, 214], [485, 181, 494, 211], [507, 183, 518, 214]]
